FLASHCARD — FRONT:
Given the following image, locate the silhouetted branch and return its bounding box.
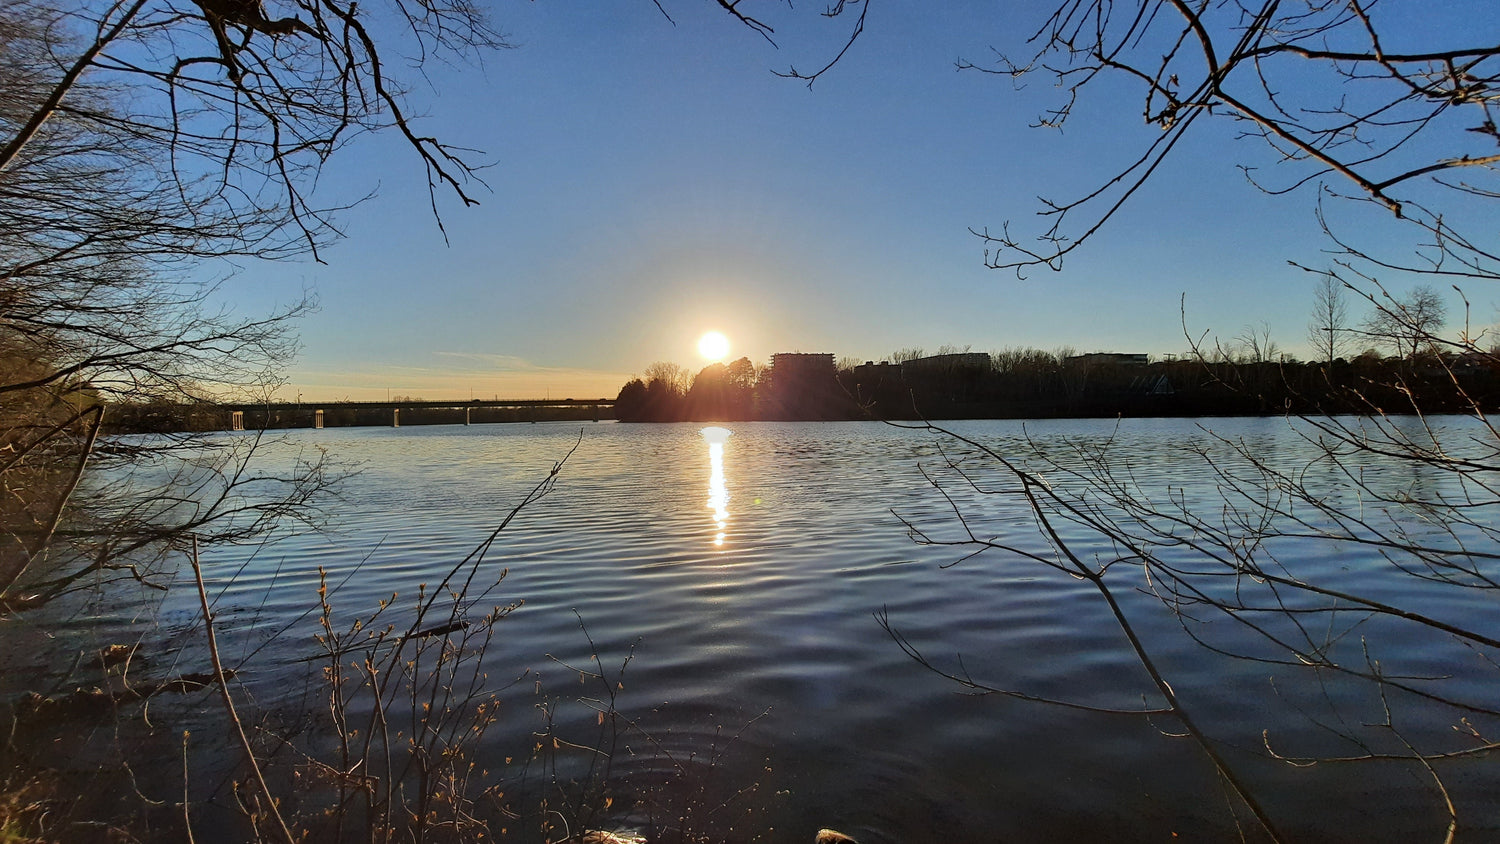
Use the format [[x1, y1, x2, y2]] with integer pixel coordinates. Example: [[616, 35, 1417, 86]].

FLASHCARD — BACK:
[[773, 0, 868, 88], [964, 0, 1500, 272]]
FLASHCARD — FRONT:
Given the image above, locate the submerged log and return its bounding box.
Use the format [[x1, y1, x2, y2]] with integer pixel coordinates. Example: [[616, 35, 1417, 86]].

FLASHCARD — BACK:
[[18, 669, 236, 717]]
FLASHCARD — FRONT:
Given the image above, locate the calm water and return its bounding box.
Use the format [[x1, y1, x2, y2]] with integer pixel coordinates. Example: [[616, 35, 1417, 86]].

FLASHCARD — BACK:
[[24, 418, 1500, 841]]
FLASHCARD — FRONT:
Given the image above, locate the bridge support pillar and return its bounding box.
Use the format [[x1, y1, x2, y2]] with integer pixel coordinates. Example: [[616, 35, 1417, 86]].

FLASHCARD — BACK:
[[465, 407, 471, 426], [392, 408, 400, 427], [314, 409, 324, 429], [230, 410, 244, 431]]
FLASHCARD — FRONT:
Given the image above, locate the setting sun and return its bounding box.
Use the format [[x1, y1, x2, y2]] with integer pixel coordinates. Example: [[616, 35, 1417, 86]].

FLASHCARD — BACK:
[[697, 330, 730, 361]]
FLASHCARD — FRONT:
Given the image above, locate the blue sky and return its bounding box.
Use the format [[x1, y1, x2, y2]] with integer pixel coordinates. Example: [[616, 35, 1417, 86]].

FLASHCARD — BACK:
[[227, 1, 1483, 401]]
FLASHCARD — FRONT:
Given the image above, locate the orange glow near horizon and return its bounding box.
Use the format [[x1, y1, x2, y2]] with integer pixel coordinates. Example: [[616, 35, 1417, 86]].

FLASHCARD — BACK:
[[697, 330, 730, 362]]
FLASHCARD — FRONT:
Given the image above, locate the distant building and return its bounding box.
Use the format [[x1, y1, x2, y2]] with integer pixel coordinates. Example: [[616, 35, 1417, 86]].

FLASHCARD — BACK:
[[1067, 352, 1149, 367], [852, 360, 898, 382], [770, 353, 837, 380], [900, 352, 993, 373], [765, 353, 846, 420]]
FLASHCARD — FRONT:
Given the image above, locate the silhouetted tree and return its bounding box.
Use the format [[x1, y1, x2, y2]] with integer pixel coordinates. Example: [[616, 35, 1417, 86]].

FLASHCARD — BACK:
[[613, 378, 650, 422], [687, 360, 754, 421], [724, 356, 757, 393], [885, 347, 926, 365], [1231, 323, 1280, 366], [610, 362, 694, 421], [1307, 275, 1353, 368], [1362, 284, 1449, 360], [644, 361, 691, 397]]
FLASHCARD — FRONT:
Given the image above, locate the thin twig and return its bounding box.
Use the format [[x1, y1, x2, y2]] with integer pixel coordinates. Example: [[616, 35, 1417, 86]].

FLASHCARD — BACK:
[[189, 536, 297, 844]]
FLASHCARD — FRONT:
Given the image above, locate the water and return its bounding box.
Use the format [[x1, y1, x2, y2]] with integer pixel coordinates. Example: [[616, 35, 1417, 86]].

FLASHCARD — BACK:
[[20, 417, 1500, 841]]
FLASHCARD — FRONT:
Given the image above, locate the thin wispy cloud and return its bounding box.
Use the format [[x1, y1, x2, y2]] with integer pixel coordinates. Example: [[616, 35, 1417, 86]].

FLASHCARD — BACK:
[[431, 352, 549, 371]]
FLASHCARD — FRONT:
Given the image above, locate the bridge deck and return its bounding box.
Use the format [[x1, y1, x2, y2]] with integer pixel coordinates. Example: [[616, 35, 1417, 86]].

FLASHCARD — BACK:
[[221, 398, 614, 411]]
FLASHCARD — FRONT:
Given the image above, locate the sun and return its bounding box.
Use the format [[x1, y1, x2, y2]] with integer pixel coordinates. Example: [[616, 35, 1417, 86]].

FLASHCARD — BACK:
[[697, 330, 730, 362]]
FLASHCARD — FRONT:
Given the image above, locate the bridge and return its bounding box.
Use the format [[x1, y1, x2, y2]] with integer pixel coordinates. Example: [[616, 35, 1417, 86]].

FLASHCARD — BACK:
[[220, 398, 615, 430]]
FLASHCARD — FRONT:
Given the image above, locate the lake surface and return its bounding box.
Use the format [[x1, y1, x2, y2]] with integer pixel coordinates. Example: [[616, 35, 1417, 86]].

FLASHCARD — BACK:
[[23, 417, 1500, 841]]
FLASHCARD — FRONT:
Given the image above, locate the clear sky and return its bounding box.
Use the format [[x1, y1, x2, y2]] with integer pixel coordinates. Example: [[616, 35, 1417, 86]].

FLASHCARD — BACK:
[[224, 1, 1488, 401]]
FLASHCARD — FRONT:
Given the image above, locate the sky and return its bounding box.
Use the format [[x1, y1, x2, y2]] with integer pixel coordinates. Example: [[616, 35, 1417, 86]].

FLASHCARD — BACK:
[[222, 1, 1494, 401]]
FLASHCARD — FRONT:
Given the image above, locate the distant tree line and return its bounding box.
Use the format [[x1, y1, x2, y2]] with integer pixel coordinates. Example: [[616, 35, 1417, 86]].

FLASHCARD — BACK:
[[615, 289, 1499, 423]]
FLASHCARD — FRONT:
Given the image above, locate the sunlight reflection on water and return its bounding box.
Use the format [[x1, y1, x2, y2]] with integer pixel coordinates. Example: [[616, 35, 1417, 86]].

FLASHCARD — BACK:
[[701, 426, 732, 546]]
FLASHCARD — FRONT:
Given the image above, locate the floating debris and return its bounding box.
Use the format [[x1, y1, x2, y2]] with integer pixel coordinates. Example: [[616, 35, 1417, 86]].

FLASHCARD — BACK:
[[580, 832, 646, 844]]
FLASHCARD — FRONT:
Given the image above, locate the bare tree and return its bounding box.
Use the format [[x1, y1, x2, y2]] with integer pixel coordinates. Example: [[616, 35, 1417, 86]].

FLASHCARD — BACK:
[[934, 343, 974, 356], [1307, 274, 1352, 367], [0, 6, 316, 401], [0, 0, 517, 612], [1233, 321, 1280, 365], [643, 361, 691, 396], [1361, 284, 1449, 360]]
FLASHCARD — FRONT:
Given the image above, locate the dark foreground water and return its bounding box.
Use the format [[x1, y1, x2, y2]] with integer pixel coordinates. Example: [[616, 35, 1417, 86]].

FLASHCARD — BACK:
[[13, 418, 1500, 842]]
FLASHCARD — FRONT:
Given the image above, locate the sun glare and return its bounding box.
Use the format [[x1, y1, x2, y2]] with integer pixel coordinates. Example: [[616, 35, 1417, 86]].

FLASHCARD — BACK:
[[697, 330, 730, 361]]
